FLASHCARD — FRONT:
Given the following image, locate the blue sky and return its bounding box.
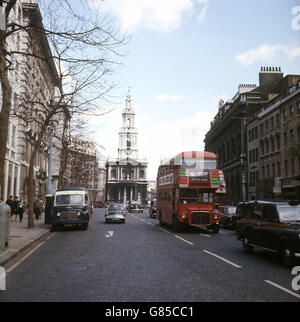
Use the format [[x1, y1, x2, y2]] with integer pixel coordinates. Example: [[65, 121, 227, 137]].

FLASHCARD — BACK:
[[86, 0, 300, 179]]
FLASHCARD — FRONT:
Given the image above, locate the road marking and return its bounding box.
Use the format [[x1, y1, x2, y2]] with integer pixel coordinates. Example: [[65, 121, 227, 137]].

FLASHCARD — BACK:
[[199, 233, 211, 238], [158, 228, 170, 234], [0, 251, 9, 257], [6, 241, 46, 274], [265, 280, 300, 300], [203, 250, 242, 269], [105, 231, 114, 238], [140, 218, 146, 222], [174, 235, 194, 246], [46, 232, 56, 241], [147, 222, 155, 226]]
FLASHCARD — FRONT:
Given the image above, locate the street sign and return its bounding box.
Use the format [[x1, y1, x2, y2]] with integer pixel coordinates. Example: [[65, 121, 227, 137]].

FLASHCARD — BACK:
[[0, 2, 6, 31]]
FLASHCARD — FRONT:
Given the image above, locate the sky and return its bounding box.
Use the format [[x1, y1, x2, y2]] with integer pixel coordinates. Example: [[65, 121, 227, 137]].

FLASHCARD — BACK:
[[85, 0, 300, 180]]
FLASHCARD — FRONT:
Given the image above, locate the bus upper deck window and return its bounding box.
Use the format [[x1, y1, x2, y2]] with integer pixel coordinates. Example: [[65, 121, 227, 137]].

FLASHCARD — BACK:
[[182, 159, 196, 169]]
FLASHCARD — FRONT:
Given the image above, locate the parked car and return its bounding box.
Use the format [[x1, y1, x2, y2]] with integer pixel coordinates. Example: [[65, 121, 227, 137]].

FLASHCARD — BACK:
[[236, 200, 300, 266], [94, 200, 104, 208], [52, 187, 92, 231], [219, 205, 237, 229], [128, 201, 143, 214], [105, 203, 126, 224], [149, 199, 157, 218]]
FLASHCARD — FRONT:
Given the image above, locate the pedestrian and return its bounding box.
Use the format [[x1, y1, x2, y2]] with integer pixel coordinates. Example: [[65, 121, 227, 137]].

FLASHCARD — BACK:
[[0, 197, 4, 203], [13, 196, 20, 222], [18, 197, 26, 223], [6, 195, 16, 220], [34, 199, 41, 220]]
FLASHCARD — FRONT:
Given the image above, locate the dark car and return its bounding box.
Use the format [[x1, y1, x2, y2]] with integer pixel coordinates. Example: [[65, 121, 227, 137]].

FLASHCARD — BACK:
[[236, 200, 300, 266], [219, 205, 237, 229], [128, 202, 143, 214], [105, 203, 126, 224], [149, 199, 157, 218]]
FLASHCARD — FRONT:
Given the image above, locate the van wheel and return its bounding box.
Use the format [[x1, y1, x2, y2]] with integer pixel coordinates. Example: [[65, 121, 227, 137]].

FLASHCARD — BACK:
[[82, 223, 89, 230], [280, 242, 295, 267], [242, 238, 254, 253]]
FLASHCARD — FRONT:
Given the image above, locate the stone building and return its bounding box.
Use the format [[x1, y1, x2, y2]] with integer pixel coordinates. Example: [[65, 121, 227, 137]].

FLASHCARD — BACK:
[[204, 67, 284, 205], [256, 75, 300, 200], [106, 90, 148, 203], [2, 1, 62, 201]]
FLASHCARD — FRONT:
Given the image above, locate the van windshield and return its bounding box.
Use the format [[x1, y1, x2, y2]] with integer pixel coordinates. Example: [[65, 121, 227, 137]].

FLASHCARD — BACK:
[[56, 194, 83, 205]]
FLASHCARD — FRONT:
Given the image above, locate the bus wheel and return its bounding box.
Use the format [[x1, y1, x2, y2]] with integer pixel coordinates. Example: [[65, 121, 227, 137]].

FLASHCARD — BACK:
[[211, 224, 219, 234], [172, 215, 182, 233]]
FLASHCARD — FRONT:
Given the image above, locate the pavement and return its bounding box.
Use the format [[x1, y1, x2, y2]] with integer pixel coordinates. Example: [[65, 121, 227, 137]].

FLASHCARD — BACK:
[[0, 213, 51, 267]]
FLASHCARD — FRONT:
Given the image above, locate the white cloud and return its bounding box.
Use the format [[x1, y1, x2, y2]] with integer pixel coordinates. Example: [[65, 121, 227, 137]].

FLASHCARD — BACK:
[[236, 44, 300, 66], [88, 0, 210, 33], [154, 94, 185, 101]]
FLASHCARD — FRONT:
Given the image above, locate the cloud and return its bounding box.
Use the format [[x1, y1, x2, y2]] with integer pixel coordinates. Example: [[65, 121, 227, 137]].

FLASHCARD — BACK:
[[88, 0, 210, 33], [154, 94, 185, 101], [236, 44, 300, 66]]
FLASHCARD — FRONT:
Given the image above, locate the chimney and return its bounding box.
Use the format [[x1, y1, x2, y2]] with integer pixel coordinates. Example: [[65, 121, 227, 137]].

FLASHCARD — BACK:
[[259, 66, 283, 101]]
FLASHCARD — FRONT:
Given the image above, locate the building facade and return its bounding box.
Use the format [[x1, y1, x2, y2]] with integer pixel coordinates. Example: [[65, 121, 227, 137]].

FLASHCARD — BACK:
[[204, 67, 285, 205], [106, 90, 148, 204], [205, 67, 300, 204]]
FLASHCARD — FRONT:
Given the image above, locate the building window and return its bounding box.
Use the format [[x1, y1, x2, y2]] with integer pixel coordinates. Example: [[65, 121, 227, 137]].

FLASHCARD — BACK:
[[276, 114, 280, 127], [291, 159, 295, 177], [290, 129, 294, 145], [297, 102, 300, 114], [284, 160, 288, 177], [284, 132, 288, 147], [283, 109, 288, 121], [277, 162, 281, 177], [271, 117, 274, 129], [289, 105, 294, 118]]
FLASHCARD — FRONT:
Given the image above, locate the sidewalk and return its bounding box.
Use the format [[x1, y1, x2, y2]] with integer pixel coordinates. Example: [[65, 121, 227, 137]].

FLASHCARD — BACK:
[[0, 213, 51, 267]]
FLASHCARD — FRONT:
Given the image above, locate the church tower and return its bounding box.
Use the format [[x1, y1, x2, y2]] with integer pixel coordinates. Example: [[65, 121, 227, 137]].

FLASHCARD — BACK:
[[118, 89, 138, 160]]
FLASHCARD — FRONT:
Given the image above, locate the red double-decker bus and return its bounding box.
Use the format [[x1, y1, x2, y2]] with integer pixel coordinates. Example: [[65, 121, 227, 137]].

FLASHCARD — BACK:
[[157, 151, 225, 233]]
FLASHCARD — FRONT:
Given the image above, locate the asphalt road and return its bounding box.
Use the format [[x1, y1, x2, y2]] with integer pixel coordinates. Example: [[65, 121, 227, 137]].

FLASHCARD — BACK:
[[0, 208, 299, 302]]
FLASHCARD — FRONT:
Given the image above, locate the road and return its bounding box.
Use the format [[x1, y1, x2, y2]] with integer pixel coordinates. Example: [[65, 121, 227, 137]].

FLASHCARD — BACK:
[[0, 208, 299, 302]]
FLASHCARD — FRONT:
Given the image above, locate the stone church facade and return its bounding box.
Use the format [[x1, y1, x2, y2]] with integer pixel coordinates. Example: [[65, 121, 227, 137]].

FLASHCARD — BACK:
[[106, 90, 148, 204]]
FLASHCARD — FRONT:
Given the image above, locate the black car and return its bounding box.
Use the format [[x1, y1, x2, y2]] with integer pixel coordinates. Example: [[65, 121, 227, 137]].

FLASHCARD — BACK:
[[219, 205, 237, 229], [149, 199, 157, 218], [105, 203, 126, 224], [236, 200, 300, 266]]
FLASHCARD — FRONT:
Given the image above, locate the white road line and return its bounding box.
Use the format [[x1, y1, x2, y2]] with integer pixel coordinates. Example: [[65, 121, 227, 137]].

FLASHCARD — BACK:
[[199, 233, 211, 238], [203, 250, 242, 269], [147, 222, 155, 226], [265, 280, 300, 300], [174, 235, 194, 246], [158, 228, 170, 234], [140, 218, 146, 222]]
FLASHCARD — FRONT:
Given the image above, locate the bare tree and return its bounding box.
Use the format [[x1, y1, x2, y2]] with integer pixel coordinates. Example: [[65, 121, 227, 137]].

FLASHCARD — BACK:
[[0, 0, 126, 228]]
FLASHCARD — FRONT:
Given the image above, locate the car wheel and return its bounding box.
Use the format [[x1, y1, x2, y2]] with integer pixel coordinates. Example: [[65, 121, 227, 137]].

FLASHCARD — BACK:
[[280, 242, 295, 267], [242, 237, 254, 253]]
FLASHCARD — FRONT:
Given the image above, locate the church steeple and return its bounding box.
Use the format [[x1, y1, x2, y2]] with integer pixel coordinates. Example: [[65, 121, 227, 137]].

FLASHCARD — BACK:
[[118, 89, 138, 159]]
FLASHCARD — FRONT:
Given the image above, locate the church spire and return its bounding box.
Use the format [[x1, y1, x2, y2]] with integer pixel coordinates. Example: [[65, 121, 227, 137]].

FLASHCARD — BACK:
[[126, 87, 133, 112]]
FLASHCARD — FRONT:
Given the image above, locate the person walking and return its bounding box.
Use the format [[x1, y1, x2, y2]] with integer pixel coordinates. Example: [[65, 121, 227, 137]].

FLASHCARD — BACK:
[[6, 195, 16, 221], [13, 196, 20, 222], [34, 199, 41, 220], [18, 197, 26, 223]]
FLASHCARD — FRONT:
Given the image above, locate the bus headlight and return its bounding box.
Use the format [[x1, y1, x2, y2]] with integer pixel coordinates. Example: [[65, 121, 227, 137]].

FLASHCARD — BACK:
[[181, 213, 187, 220], [77, 212, 81, 216], [214, 214, 219, 220], [57, 212, 61, 217]]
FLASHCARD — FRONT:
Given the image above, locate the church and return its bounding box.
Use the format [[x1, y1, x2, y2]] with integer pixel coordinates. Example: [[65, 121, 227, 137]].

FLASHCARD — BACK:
[[105, 90, 148, 204]]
